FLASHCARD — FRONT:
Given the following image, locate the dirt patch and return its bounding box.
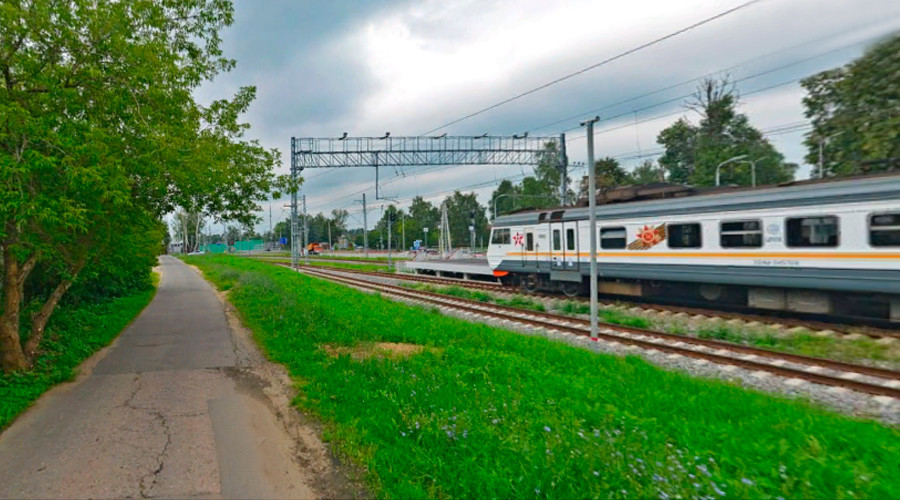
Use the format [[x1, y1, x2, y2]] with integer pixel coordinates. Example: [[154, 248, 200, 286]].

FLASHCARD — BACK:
[[322, 342, 430, 360]]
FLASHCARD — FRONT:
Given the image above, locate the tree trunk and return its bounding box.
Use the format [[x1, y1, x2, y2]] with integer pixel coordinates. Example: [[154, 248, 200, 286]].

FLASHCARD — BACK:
[[194, 213, 202, 252], [0, 245, 28, 373], [24, 274, 77, 363]]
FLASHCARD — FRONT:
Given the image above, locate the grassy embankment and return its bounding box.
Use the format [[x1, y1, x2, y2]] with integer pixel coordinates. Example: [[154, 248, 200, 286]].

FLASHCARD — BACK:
[[247, 256, 392, 273], [404, 283, 899, 366], [0, 275, 157, 430], [187, 254, 900, 499]]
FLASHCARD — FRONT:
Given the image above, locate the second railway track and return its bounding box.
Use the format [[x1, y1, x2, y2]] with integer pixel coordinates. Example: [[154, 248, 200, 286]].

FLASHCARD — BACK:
[[283, 262, 900, 341]]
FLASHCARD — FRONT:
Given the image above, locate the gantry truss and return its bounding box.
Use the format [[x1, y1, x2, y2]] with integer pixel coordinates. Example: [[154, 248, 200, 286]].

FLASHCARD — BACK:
[[290, 135, 562, 171], [287, 134, 568, 269]]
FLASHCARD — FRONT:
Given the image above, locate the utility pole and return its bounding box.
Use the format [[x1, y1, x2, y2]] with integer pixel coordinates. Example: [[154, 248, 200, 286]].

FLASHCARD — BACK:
[[360, 194, 369, 258], [302, 194, 309, 265], [388, 211, 393, 268], [290, 191, 299, 270], [269, 204, 272, 250], [581, 116, 600, 340], [469, 210, 476, 252], [558, 132, 568, 205], [327, 220, 332, 252], [817, 137, 825, 179], [401, 212, 406, 251]]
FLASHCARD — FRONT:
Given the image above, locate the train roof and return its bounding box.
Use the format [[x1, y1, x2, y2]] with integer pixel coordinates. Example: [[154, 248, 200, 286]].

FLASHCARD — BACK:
[[492, 172, 900, 227]]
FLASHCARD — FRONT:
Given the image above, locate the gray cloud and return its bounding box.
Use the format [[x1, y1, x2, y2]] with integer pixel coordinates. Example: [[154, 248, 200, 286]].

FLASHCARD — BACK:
[[197, 0, 900, 232]]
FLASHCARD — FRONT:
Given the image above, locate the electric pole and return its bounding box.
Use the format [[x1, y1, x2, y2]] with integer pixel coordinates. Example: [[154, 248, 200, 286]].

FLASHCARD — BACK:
[[388, 211, 394, 268], [303, 194, 309, 265], [358, 193, 369, 258], [269, 204, 272, 250], [401, 212, 406, 251], [469, 210, 475, 253], [558, 132, 568, 205], [581, 116, 600, 340]]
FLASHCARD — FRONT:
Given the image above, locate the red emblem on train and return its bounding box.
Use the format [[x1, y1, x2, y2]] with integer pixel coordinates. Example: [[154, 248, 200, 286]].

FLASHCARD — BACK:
[[628, 224, 667, 250], [512, 232, 524, 246]]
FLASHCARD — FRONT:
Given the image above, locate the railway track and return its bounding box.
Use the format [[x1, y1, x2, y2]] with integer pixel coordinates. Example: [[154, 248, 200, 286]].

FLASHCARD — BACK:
[[298, 265, 900, 400], [282, 263, 900, 340]]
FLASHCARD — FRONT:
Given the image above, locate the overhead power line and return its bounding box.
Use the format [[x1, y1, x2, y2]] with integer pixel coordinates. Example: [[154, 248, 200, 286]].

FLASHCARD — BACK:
[[418, 0, 762, 136]]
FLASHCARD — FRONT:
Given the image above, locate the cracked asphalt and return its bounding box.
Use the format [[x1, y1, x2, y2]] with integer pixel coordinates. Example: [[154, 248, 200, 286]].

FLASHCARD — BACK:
[[0, 256, 339, 499]]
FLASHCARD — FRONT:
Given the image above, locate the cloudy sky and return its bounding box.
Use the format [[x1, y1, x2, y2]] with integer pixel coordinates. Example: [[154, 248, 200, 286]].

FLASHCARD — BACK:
[[194, 0, 900, 232]]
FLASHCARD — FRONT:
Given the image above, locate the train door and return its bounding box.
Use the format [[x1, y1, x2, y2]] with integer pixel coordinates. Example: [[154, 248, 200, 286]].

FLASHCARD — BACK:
[[525, 229, 537, 266], [562, 221, 579, 271], [551, 222, 564, 270]]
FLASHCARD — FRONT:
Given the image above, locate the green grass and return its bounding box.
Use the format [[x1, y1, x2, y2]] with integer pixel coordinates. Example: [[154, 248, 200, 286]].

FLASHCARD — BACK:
[[0, 277, 157, 430], [186, 255, 900, 499], [245, 256, 392, 273]]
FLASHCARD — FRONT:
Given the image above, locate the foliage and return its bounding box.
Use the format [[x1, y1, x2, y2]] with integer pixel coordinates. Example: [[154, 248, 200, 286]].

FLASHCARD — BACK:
[[489, 142, 567, 218], [440, 191, 490, 248], [0, 0, 284, 371], [189, 255, 900, 499], [801, 34, 900, 176], [656, 78, 796, 187], [0, 280, 156, 429]]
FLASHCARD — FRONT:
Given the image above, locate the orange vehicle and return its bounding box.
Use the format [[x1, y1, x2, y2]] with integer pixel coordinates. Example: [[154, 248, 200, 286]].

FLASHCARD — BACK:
[[306, 243, 323, 255]]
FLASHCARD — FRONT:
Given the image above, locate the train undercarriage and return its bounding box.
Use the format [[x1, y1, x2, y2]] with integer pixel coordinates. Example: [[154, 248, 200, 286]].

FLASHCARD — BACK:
[[499, 273, 900, 323]]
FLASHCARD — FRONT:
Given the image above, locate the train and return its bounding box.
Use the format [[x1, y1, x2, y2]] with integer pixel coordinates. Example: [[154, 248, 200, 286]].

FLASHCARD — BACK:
[[486, 173, 900, 322]]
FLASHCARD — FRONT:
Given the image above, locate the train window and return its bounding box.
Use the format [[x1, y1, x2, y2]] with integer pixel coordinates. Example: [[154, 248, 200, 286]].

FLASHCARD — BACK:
[[491, 228, 510, 245], [600, 227, 627, 249], [550, 210, 565, 220], [526, 233, 534, 251], [538, 212, 548, 221], [552, 229, 561, 250], [870, 213, 900, 246], [668, 223, 702, 248], [566, 228, 576, 251], [786, 216, 838, 247], [720, 220, 762, 248]]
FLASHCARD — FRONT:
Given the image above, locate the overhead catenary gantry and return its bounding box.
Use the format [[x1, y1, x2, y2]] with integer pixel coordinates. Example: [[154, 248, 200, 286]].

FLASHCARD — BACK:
[[288, 134, 569, 269]]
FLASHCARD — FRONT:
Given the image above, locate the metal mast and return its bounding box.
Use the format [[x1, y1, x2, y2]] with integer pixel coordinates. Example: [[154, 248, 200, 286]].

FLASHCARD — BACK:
[[581, 116, 600, 340]]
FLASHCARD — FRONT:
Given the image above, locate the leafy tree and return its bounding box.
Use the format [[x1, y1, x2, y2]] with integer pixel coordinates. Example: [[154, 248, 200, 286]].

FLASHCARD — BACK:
[[630, 160, 667, 184], [488, 141, 568, 217], [656, 78, 796, 187], [407, 196, 439, 247], [577, 157, 631, 199], [171, 211, 206, 253], [0, 0, 287, 372], [801, 34, 900, 176], [440, 192, 489, 248]]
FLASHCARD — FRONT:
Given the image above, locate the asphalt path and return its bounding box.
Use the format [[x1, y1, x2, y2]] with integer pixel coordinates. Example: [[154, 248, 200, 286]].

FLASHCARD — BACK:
[[0, 256, 349, 499]]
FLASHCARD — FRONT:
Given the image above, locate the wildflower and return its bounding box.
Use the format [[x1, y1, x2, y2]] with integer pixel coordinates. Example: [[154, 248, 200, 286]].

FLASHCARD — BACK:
[[741, 478, 754, 486], [462, 430, 468, 439], [697, 464, 711, 477], [659, 492, 670, 500], [534, 488, 540, 495], [543, 426, 552, 432], [693, 483, 700, 489], [712, 484, 725, 496], [593, 471, 600, 477], [652, 474, 667, 483], [491, 418, 500, 425], [400, 431, 407, 437]]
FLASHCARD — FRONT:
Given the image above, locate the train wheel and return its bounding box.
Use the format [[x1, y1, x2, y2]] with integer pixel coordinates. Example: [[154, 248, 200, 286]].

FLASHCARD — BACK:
[[522, 274, 539, 294], [560, 282, 582, 297]]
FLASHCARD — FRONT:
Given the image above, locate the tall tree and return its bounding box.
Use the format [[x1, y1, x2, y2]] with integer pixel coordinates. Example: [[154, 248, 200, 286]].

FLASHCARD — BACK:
[[440, 192, 489, 248], [0, 0, 287, 372], [801, 34, 900, 176], [630, 160, 667, 184], [577, 157, 631, 199], [488, 141, 569, 216], [656, 78, 796, 187], [407, 196, 439, 247]]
